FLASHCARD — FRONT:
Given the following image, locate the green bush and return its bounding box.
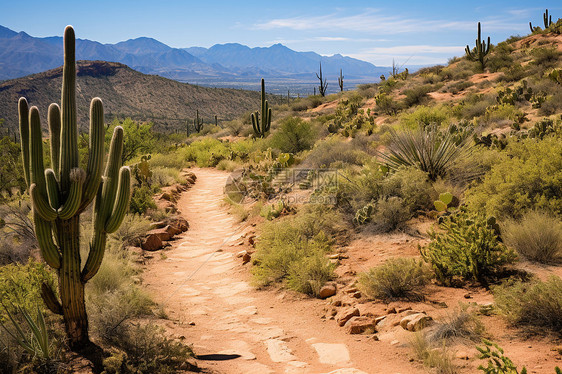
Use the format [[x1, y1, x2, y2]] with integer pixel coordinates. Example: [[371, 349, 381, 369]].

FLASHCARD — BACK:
[[251, 207, 340, 296], [0, 260, 56, 320], [493, 276, 562, 334], [269, 117, 316, 154], [381, 167, 435, 213], [400, 105, 450, 129], [181, 137, 230, 167], [302, 136, 365, 168], [149, 151, 187, 170], [358, 258, 431, 301], [429, 305, 484, 343], [129, 185, 157, 215], [502, 211, 562, 263], [420, 208, 517, 285], [371, 197, 411, 232], [465, 137, 562, 219], [403, 85, 432, 107]]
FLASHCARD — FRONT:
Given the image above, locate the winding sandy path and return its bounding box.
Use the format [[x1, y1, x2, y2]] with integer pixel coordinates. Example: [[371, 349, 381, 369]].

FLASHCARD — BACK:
[[143, 168, 423, 374]]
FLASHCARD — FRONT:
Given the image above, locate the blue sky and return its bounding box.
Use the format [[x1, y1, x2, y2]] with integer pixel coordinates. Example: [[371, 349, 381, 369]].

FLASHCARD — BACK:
[[1, 1, 560, 66]]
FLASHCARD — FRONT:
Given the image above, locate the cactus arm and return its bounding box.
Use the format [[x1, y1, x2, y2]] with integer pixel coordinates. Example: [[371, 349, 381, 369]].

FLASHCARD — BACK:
[[530, 21, 534, 33], [96, 126, 124, 227], [81, 98, 105, 207], [34, 212, 60, 269], [45, 169, 60, 209], [48, 103, 61, 178], [58, 168, 85, 220], [251, 112, 259, 135], [18, 98, 31, 188], [267, 107, 272, 131], [60, 26, 79, 193], [41, 283, 62, 315], [104, 166, 131, 233], [30, 184, 58, 221], [81, 230, 106, 282]]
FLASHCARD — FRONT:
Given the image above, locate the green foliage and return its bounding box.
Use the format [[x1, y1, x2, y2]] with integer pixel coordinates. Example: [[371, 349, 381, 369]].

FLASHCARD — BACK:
[[353, 203, 375, 225], [251, 207, 340, 297], [182, 137, 230, 167], [0, 137, 26, 200], [429, 305, 484, 343], [465, 137, 562, 219], [502, 211, 562, 263], [129, 185, 157, 215], [375, 92, 400, 115], [420, 208, 517, 285], [528, 118, 559, 139], [0, 304, 50, 360], [477, 340, 527, 374], [493, 276, 562, 334], [400, 105, 450, 129], [107, 118, 155, 164], [0, 261, 56, 320], [411, 332, 458, 374], [102, 323, 193, 374], [270, 117, 315, 154], [358, 258, 431, 301], [377, 125, 471, 181], [370, 196, 412, 232], [434, 192, 454, 212], [402, 85, 432, 107]]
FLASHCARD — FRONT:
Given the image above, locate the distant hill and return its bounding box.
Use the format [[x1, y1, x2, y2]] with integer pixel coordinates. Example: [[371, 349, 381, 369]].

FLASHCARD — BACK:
[[0, 25, 388, 91], [0, 60, 269, 133]]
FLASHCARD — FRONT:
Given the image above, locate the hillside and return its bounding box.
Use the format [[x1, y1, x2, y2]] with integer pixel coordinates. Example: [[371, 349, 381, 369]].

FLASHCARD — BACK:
[[0, 60, 270, 133]]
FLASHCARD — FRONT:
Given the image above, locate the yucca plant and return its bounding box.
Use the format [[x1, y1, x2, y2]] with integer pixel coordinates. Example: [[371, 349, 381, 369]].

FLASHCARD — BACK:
[[0, 304, 50, 360], [377, 126, 471, 181]]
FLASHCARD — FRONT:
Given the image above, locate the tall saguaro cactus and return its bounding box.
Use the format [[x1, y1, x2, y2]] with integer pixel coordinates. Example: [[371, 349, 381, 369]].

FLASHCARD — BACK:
[[530, 9, 552, 32], [465, 22, 490, 69], [338, 69, 344, 92], [251, 78, 271, 138], [18, 26, 131, 349], [194, 110, 203, 133]]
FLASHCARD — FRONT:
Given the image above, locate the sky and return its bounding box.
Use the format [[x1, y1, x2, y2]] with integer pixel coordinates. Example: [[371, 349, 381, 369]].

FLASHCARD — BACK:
[[1, 0, 561, 66]]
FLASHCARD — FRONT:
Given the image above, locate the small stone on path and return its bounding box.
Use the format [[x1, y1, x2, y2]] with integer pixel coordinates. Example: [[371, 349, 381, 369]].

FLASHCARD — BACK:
[[312, 343, 350, 365]]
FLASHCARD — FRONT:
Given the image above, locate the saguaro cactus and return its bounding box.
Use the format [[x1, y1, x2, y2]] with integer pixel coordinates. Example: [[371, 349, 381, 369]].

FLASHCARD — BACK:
[[338, 69, 344, 92], [530, 9, 552, 32], [251, 78, 271, 138], [465, 22, 490, 69], [316, 62, 328, 96], [194, 110, 203, 133], [18, 26, 131, 349]]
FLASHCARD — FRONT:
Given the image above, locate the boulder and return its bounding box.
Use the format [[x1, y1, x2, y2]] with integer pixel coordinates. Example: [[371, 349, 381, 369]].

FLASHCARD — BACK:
[[146, 227, 173, 242], [400, 313, 433, 332], [337, 307, 360, 327], [319, 284, 337, 299], [142, 234, 163, 251], [165, 225, 182, 237], [344, 316, 376, 334], [242, 252, 251, 265]]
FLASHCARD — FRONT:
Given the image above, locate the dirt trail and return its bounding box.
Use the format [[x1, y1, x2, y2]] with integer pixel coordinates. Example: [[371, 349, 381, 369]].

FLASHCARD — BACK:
[[143, 168, 424, 374]]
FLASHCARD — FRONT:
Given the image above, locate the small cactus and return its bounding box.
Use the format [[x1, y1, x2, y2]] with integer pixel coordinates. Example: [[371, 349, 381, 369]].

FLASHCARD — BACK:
[[316, 62, 328, 97], [194, 110, 203, 133], [434, 192, 453, 212], [338, 69, 344, 92]]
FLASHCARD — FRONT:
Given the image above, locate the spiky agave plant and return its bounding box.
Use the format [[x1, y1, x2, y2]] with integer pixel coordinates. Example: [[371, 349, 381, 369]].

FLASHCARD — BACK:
[[18, 25, 131, 349], [377, 126, 471, 181]]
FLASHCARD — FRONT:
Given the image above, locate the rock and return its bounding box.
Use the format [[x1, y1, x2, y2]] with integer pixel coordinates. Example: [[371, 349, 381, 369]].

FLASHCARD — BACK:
[[319, 284, 337, 299], [141, 234, 163, 251], [374, 316, 387, 325], [170, 217, 189, 232], [165, 225, 182, 237], [242, 252, 251, 265], [351, 291, 362, 299], [248, 235, 256, 246], [160, 192, 176, 202], [150, 221, 167, 229], [312, 343, 351, 365], [345, 316, 376, 334], [337, 307, 360, 327], [456, 351, 470, 360], [397, 307, 412, 313], [464, 293, 472, 299], [265, 339, 296, 362], [387, 307, 397, 314], [146, 227, 173, 242], [400, 313, 433, 332]]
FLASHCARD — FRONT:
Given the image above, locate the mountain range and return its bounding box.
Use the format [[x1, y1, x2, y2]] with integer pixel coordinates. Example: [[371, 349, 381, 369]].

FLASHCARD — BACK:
[[0, 25, 387, 91]]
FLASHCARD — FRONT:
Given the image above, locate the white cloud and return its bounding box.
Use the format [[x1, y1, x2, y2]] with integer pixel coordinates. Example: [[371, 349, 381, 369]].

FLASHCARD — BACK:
[[361, 45, 465, 54], [254, 10, 523, 34]]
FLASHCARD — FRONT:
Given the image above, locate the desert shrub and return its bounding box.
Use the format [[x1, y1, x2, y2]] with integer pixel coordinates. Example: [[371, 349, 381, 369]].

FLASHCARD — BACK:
[[476, 340, 530, 374], [411, 332, 458, 374], [269, 117, 316, 154], [102, 322, 192, 374], [302, 137, 365, 168], [502, 211, 562, 263], [108, 214, 152, 251], [377, 125, 471, 181], [400, 105, 450, 129], [465, 137, 562, 219], [251, 206, 340, 296], [429, 305, 484, 343], [403, 85, 432, 107], [381, 166, 435, 213], [181, 137, 230, 167], [370, 196, 411, 232], [531, 47, 560, 69], [216, 159, 239, 171], [148, 151, 186, 170], [358, 258, 431, 301], [0, 260, 56, 319], [375, 92, 400, 115], [487, 43, 515, 73], [461, 93, 496, 120], [291, 96, 323, 112], [498, 64, 527, 82], [129, 185, 157, 215], [151, 167, 184, 188], [442, 81, 474, 94], [482, 103, 525, 126], [493, 276, 562, 334], [420, 208, 517, 285], [539, 91, 562, 116], [0, 201, 36, 265]]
